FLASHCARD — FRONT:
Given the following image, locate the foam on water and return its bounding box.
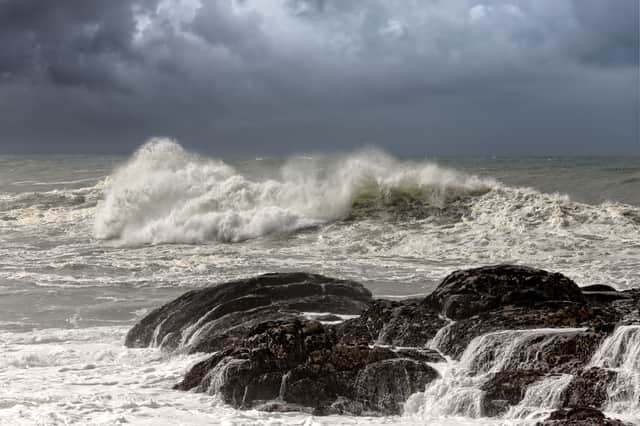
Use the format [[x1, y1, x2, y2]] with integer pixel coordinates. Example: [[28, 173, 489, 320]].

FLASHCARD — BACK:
[[1, 139, 639, 293], [0, 327, 509, 426], [1, 142, 640, 424], [93, 138, 493, 244]]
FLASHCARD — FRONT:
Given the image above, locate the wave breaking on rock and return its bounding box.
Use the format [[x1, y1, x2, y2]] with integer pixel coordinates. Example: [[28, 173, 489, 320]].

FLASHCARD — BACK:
[[126, 264, 640, 424]]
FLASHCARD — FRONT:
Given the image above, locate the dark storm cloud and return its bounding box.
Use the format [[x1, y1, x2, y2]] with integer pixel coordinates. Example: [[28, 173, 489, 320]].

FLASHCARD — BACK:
[[572, 0, 639, 67], [0, 0, 159, 89], [0, 0, 637, 155]]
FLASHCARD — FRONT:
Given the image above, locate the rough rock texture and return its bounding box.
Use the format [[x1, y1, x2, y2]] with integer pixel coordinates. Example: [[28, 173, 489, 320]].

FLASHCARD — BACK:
[[127, 264, 640, 418], [125, 272, 372, 351], [536, 407, 630, 426], [425, 265, 585, 320], [563, 368, 617, 409], [334, 299, 447, 347], [442, 319, 606, 367], [480, 370, 544, 416], [175, 319, 439, 415]]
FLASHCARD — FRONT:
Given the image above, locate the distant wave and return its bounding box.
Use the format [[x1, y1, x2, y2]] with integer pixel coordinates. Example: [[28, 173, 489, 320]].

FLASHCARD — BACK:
[[92, 138, 495, 244], [0, 184, 101, 225]]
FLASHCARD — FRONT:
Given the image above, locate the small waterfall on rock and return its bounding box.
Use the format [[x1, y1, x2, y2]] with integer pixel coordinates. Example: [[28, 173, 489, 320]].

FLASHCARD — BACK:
[[279, 371, 291, 401], [151, 318, 168, 347], [506, 374, 574, 420], [202, 357, 247, 395], [590, 325, 640, 415], [405, 328, 585, 420], [427, 319, 455, 352]]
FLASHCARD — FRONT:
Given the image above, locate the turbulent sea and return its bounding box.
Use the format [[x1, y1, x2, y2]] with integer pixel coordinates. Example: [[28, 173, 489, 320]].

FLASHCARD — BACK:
[[1, 138, 639, 425]]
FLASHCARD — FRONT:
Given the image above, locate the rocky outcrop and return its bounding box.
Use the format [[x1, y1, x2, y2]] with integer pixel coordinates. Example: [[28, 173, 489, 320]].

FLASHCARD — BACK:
[[174, 318, 439, 415], [422, 266, 630, 359], [334, 299, 447, 347], [436, 312, 609, 361], [126, 272, 441, 415], [536, 407, 629, 426], [125, 272, 372, 351], [127, 264, 640, 419], [425, 265, 585, 320], [480, 370, 544, 417], [563, 368, 617, 409]]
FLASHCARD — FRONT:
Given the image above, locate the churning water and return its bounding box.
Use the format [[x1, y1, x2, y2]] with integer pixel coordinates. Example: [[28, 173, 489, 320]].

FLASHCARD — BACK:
[[1, 139, 639, 425]]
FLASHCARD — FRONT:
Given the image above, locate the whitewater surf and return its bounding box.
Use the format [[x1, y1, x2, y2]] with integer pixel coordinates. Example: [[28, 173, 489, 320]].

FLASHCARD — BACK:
[[1, 140, 639, 425]]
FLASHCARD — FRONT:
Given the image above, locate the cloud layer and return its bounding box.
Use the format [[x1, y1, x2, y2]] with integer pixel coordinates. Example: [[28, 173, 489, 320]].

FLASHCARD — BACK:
[[0, 0, 638, 155]]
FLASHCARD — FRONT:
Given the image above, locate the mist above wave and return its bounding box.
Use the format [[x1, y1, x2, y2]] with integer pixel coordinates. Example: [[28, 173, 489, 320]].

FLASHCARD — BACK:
[[92, 138, 494, 244]]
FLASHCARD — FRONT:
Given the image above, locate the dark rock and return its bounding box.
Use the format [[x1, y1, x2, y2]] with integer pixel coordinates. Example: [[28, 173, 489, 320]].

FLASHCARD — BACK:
[[393, 348, 445, 363], [125, 272, 372, 350], [175, 318, 439, 415], [537, 407, 630, 425], [426, 265, 585, 320], [349, 357, 438, 415], [581, 285, 618, 293], [480, 370, 544, 417], [180, 306, 300, 353], [580, 284, 631, 304], [312, 314, 345, 322], [465, 329, 603, 376], [582, 292, 632, 304], [128, 265, 640, 418], [335, 299, 447, 347], [563, 368, 617, 409], [434, 305, 613, 360]]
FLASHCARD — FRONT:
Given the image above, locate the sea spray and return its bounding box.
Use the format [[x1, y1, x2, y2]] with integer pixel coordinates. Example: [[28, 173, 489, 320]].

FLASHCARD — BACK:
[[93, 138, 494, 244], [91, 139, 640, 254]]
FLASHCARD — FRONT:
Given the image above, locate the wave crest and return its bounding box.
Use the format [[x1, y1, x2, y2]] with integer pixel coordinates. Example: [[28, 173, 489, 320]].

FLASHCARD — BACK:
[[93, 138, 495, 244]]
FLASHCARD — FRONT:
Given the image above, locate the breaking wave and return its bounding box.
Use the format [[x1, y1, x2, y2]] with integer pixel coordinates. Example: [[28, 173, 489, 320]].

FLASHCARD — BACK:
[[91, 138, 640, 245], [92, 139, 494, 244]]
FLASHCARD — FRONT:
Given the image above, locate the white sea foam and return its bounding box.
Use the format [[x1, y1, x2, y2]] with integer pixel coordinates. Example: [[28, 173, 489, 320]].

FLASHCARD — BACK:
[[2, 143, 640, 425], [0, 326, 512, 426], [92, 138, 494, 244], [1, 139, 639, 297]]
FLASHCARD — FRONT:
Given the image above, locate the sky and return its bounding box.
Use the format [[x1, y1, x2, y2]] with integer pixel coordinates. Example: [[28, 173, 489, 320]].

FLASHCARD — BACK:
[[0, 0, 638, 156]]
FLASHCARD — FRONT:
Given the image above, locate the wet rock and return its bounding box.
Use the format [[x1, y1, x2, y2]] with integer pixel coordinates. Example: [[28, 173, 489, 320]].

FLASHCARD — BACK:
[[425, 265, 585, 320], [175, 318, 439, 415], [392, 348, 445, 363], [434, 305, 615, 360], [125, 272, 372, 350], [563, 368, 617, 409], [480, 370, 544, 417], [312, 314, 344, 322], [129, 265, 640, 418], [581, 284, 618, 293], [537, 407, 629, 426], [580, 284, 631, 304], [335, 299, 447, 347]]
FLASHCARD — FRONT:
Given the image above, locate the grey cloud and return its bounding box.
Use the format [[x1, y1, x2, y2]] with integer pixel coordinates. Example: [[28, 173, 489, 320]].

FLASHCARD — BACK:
[[572, 0, 639, 67], [0, 0, 159, 89], [0, 0, 637, 155]]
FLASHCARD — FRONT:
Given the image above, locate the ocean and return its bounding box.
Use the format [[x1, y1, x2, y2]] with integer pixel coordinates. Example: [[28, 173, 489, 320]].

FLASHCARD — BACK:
[[1, 138, 639, 425]]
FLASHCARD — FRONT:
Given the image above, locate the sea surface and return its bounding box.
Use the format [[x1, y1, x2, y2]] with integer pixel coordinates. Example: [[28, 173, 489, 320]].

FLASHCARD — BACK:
[[1, 138, 639, 425]]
